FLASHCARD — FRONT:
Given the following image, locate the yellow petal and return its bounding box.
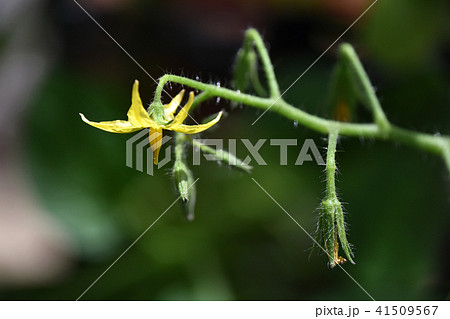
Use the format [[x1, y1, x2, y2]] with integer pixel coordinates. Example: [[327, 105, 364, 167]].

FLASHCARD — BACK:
[[80, 113, 142, 133], [149, 127, 163, 164], [127, 80, 158, 128], [164, 90, 185, 120], [173, 111, 222, 134], [165, 91, 194, 129]]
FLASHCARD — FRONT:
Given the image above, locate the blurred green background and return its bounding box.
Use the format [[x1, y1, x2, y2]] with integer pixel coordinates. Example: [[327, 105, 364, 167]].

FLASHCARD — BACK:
[[0, 0, 449, 300]]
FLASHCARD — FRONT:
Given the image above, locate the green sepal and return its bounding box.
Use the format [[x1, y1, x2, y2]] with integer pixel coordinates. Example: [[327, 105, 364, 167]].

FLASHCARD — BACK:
[[335, 202, 355, 264], [314, 198, 354, 267], [314, 199, 336, 266]]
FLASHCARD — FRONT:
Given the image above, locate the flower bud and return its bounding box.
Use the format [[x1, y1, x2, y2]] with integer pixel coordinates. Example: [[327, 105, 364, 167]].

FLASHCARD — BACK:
[[173, 133, 197, 221], [316, 197, 354, 267], [233, 45, 258, 93]]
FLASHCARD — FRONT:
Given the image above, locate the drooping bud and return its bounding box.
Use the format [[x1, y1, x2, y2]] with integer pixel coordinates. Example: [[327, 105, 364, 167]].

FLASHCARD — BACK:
[[233, 45, 258, 93], [173, 133, 196, 221], [173, 160, 196, 221], [316, 197, 354, 267], [173, 160, 191, 203], [328, 57, 357, 122], [313, 130, 354, 267]]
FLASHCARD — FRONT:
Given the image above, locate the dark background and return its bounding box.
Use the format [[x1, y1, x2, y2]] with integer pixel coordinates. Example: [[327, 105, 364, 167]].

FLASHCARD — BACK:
[[0, 0, 449, 300]]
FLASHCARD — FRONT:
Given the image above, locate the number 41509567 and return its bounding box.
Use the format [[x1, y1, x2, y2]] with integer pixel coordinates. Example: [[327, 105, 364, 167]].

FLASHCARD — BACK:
[[376, 306, 438, 316]]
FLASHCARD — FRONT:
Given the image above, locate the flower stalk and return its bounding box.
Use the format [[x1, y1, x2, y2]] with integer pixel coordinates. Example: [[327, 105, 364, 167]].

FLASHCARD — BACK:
[[189, 139, 252, 173]]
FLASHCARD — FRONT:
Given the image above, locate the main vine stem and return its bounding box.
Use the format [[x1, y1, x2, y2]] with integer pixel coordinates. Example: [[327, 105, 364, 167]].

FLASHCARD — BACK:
[[153, 74, 450, 172], [151, 30, 450, 174]]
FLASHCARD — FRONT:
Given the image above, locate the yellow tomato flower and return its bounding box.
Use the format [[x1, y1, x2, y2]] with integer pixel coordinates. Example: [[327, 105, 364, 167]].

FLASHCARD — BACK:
[[80, 80, 222, 164]]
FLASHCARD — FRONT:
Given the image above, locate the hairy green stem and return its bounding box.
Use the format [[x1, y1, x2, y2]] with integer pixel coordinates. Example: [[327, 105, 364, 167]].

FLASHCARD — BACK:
[[174, 132, 185, 162], [154, 74, 447, 162], [325, 129, 339, 199], [339, 44, 390, 132], [155, 74, 380, 136], [244, 28, 281, 98]]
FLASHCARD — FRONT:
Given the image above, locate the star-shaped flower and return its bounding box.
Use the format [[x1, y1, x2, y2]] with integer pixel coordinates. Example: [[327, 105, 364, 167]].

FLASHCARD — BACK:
[[80, 80, 222, 164]]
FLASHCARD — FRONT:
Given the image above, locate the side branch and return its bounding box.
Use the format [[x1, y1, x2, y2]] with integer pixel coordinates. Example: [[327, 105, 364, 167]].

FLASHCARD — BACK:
[[339, 44, 390, 133]]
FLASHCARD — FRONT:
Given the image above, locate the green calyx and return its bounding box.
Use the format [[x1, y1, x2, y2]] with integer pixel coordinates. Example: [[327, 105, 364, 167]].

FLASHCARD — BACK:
[[148, 101, 170, 125], [317, 197, 354, 267]]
